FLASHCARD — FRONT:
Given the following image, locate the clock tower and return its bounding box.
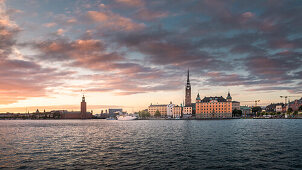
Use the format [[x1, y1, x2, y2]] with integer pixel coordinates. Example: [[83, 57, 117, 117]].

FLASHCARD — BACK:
[[185, 69, 191, 106]]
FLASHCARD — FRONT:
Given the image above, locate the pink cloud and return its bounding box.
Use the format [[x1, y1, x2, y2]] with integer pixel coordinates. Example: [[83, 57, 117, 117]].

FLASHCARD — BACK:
[[134, 8, 169, 21], [242, 12, 254, 18], [87, 10, 145, 31], [43, 22, 57, 27], [56, 28, 65, 36], [114, 0, 144, 7], [67, 18, 77, 24]]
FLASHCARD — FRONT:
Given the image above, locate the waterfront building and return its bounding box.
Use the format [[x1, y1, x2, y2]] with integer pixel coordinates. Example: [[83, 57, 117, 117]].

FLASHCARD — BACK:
[[265, 103, 284, 113], [183, 106, 192, 118], [240, 106, 252, 117], [59, 95, 92, 119], [195, 92, 233, 118], [167, 102, 174, 118], [59, 110, 81, 119], [276, 105, 283, 112], [289, 98, 302, 111], [148, 104, 167, 116], [282, 105, 288, 113], [173, 106, 182, 118], [232, 101, 240, 111]]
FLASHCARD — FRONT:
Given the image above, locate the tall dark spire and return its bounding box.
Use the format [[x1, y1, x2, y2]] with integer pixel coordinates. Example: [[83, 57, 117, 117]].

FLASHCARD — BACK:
[[187, 68, 190, 84], [185, 69, 191, 106]]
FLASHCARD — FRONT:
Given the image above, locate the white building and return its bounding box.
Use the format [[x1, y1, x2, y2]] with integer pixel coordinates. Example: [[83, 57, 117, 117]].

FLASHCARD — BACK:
[[167, 102, 174, 118], [232, 101, 240, 111]]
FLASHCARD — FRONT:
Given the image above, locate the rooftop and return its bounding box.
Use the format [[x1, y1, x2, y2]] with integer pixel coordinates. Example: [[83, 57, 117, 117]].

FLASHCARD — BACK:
[[197, 96, 227, 103]]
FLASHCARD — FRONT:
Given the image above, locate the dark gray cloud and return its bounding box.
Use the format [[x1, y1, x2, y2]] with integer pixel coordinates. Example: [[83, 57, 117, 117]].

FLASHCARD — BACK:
[[2, 0, 302, 102]]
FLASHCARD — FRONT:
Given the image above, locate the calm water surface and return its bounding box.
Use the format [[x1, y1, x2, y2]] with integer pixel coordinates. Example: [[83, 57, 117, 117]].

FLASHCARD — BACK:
[[0, 119, 302, 169]]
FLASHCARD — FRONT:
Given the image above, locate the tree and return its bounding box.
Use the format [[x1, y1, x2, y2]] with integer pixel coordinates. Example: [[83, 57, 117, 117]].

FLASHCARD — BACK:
[[232, 109, 237, 117], [260, 111, 266, 116], [299, 105, 302, 111], [154, 110, 161, 117], [53, 111, 61, 119], [138, 110, 151, 118], [293, 111, 298, 116], [232, 109, 242, 117], [287, 108, 293, 116], [252, 106, 262, 116]]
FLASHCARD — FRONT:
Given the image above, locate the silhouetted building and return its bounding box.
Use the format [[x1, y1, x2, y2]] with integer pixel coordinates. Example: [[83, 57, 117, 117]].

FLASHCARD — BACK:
[[58, 95, 92, 119], [81, 95, 87, 118]]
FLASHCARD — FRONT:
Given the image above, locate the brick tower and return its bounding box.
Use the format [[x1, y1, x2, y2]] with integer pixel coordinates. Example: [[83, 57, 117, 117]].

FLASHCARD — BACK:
[[81, 95, 87, 119]]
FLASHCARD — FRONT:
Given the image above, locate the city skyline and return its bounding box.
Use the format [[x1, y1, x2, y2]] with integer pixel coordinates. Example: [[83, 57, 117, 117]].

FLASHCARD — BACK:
[[1, 0, 302, 113]]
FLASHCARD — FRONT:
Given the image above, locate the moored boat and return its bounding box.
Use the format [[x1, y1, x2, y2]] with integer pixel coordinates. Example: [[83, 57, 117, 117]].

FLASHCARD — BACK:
[[117, 115, 137, 121]]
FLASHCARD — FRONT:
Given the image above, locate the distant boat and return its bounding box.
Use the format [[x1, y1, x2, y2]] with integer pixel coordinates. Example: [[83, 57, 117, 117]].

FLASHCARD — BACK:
[[117, 115, 137, 121], [106, 117, 116, 120]]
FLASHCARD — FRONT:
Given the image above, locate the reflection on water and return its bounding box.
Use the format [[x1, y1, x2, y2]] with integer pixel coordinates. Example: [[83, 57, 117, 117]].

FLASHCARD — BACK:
[[0, 119, 302, 169]]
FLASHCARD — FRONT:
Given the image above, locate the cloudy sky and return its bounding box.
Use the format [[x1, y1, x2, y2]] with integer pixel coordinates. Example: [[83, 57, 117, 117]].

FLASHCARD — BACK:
[[0, 0, 301, 113]]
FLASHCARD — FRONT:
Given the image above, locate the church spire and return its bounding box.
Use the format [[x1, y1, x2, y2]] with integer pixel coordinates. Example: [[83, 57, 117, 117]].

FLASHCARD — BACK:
[[185, 68, 191, 106], [187, 68, 190, 84]]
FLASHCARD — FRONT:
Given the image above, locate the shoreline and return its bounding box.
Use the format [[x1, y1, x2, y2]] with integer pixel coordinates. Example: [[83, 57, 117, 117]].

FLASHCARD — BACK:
[[1, 117, 302, 120]]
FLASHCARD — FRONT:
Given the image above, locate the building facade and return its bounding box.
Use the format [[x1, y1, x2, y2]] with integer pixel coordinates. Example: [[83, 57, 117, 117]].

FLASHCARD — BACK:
[[266, 103, 284, 113], [232, 101, 240, 111], [167, 102, 175, 117], [240, 106, 252, 117], [276, 105, 283, 112], [183, 106, 192, 118], [148, 104, 167, 116], [196, 92, 233, 118], [173, 106, 182, 118], [289, 98, 302, 111]]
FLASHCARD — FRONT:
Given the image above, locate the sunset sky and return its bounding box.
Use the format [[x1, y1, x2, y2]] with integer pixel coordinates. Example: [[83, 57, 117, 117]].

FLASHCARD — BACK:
[[0, 0, 301, 113]]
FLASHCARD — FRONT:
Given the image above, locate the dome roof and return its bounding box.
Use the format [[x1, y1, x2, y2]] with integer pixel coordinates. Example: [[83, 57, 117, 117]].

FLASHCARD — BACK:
[[196, 93, 201, 100], [227, 91, 232, 99]]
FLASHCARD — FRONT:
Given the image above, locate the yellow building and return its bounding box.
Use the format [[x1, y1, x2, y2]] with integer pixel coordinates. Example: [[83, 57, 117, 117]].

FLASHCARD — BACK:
[[148, 104, 167, 116], [183, 106, 192, 118], [173, 106, 182, 118], [195, 92, 233, 118]]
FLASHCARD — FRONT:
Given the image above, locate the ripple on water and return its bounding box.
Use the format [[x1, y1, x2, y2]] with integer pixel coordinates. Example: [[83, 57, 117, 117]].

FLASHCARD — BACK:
[[0, 119, 302, 169]]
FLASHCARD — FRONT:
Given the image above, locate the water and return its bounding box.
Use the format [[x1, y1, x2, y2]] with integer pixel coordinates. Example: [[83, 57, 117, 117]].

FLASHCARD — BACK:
[[0, 119, 302, 169]]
